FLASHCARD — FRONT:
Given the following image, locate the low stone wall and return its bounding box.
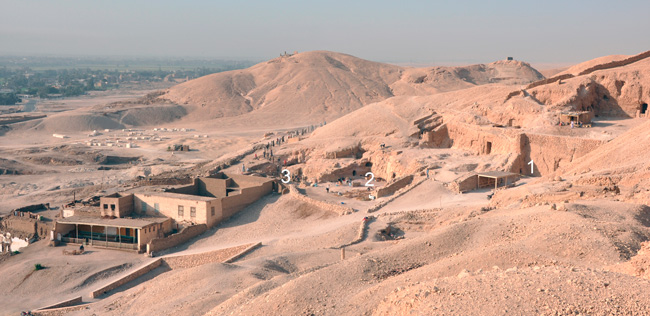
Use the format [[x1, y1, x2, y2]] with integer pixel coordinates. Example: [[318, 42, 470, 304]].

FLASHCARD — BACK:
[[223, 242, 262, 263], [36, 296, 83, 311], [289, 185, 355, 215], [32, 303, 93, 316], [449, 173, 479, 193], [89, 258, 162, 298], [0, 215, 52, 239], [136, 177, 194, 187], [376, 175, 414, 198], [147, 224, 207, 254], [335, 216, 373, 248], [13, 203, 49, 213], [525, 73, 574, 90], [163, 243, 259, 269], [577, 50, 650, 76], [367, 177, 428, 213]]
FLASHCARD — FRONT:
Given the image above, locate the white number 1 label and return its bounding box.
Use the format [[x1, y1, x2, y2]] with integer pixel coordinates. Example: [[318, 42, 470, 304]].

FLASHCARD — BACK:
[[527, 160, 534, 174]]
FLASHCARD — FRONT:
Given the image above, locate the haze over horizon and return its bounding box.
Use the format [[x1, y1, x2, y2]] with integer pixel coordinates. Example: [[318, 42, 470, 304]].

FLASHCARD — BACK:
[[2, 0, 650, 65]]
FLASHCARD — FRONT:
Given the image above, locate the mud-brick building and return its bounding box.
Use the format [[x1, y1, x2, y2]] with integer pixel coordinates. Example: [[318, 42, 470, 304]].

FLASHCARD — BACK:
[[132, 173, 274, 228], [98, 172, 274, 229], [54, 173, 274, 253]]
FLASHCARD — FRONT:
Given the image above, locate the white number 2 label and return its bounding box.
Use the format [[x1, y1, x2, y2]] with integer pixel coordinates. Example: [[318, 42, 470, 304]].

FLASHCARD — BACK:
[[365, 172, 375, 187], [281, 169, 290, 184]]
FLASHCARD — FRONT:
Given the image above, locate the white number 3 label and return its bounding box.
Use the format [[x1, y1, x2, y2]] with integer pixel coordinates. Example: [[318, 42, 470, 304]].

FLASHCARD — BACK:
[[365, 172, 375, 187], [281, 169, 290, 184]]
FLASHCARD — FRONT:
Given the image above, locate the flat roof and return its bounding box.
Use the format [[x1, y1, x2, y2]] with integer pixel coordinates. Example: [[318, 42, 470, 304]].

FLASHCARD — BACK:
[[477, 171, 519, 178], [561, 111, 591, 116], [135, 191, 216, 202], [58, 216, 168, 229]]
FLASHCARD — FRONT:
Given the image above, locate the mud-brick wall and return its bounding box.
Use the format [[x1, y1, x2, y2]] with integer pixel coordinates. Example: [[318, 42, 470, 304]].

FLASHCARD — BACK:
[[519, 134, 605, 176], [147, 224, 207, 253], [0, 216, 52, 239], [220, 182, 273, 219], [135, 194, 209, 226], [197, 178, 227, 198], [376, 175, 414, 198], [167, 181, 198, 195], [100, 195, 133, 217], [449, 174, 479, 193]]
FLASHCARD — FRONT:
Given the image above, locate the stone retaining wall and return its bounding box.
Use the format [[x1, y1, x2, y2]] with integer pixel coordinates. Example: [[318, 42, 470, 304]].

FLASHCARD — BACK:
[[32, 303, 93, 316], [35, 296, 83, 311], [449, 173, 479, 193], [163, 242, 260, 269], [289, 185, 355, 215], [367, 177, 428, 213], [223, 242, 262, 263], [147, 224, 207, 254], [89, 258, 162, 298], [335, 216, 373, 248], [376, 175, 414, 198]]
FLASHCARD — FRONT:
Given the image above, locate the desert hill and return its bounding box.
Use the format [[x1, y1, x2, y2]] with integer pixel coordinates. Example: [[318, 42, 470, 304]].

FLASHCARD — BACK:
[[527, 53, 650, 117], [160, 51, 544, 124], [5, 51, 544, 134]]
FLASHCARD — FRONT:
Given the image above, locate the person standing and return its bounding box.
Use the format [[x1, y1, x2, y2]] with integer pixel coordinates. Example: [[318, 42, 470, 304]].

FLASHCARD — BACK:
[[426, 168, 429, 179]]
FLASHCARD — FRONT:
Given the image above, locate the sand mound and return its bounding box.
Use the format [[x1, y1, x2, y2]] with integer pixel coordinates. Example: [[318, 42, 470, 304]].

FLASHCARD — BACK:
[[309, 96, 434, 140], [116, 105, 187, 126], [30, 113, 125, 133]]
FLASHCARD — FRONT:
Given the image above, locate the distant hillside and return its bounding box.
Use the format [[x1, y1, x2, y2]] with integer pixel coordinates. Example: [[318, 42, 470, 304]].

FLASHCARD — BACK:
[[160, 51, 544, 124]]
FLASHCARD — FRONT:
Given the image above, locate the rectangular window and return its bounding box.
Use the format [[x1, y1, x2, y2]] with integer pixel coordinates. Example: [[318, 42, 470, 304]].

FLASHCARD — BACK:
[[190, 207, 196, 217], [178, 205, 184, 217], [141, 201, 147, 212], [103, 204, 108, 209], [154, 203, 160, 213], [110, 204, 116, 211], [211, 206, 215, 216]]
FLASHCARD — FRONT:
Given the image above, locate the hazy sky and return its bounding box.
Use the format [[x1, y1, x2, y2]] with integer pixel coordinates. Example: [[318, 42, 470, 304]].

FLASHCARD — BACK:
[[2, 0, 649, 64]]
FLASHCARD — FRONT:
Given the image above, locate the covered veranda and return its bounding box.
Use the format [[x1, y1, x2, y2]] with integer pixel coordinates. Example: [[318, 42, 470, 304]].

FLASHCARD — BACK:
[[54, 216, 163, 252], [477, 171, 520, 190]]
